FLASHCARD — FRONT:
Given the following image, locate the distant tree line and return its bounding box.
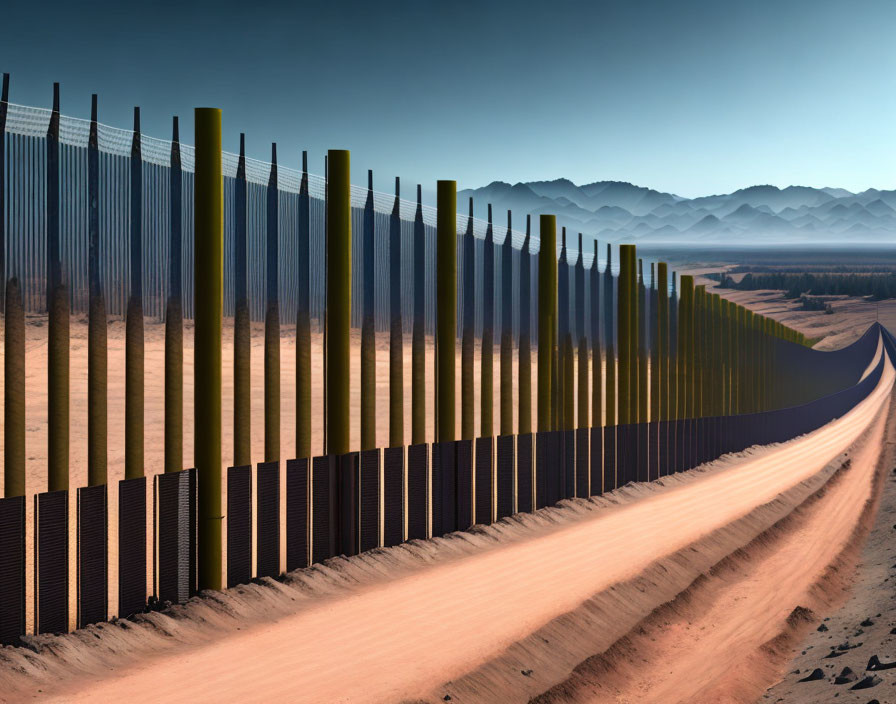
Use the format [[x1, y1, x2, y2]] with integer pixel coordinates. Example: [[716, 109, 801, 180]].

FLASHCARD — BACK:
[[717, 272, 896, 300]]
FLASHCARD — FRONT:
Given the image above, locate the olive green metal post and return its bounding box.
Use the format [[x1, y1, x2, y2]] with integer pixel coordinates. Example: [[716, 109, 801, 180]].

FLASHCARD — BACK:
[[657, 263, 668, 421], [90, 290, 108, 484], [745, 309, 754, 412], [195, 107, 223, 592], [361, 170, 376, 452], [591, 241, 602, 429], [518, 217, 532, 435], [561, 230, 574, 432], [678, 276, 694, 420], [500, 211, 514, 436], [461, 198, 475, 441], [617, 245, 633, 425], [720, 298, 729, 415], [327, 150, 352, 457], [577, 234, 588, 430], [125, 107, 143, 482], [411, 185, 426, 446], [48, 280, 69, 492], [164, 118, 184, 474], [264, 144, 280, 463], [481, 204, 494, 439], [537, 215, 557, 432], [713, 294, 722, 417], [604, 244, 616, 428], [637, 258, 647, 425], [4, 278, 24, 497], [47, 86, 70, 493], [735, 304, 744, 414], [563, 335, 574, 430], [694, 285, 704, 419], [500, 331, 514, 435], [297, 153, 312, 457], [233, 134, 250, 468], [649, 263, 658, 424], [669, 272, 678, 426], [88, 97, 108, 485], [437, 180, 457, 443]]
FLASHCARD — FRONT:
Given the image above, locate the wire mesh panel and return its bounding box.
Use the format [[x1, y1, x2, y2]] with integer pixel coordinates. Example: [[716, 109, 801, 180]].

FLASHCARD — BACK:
[[256, 462, 280, 579], [382, 447, 404, 548], [562, 430, 575, 499], [616, 424, 633, 487], [311, 455, 335, 564], [406, 444, 428, 541], [517, 433, 533, 514], [118, 477, 146, 619], [657, 420, 669, 477], [603, 426, 616, 492], [188, 468, 198, 596], [695, 417, 706, 467], [575, 428, 589, 498], [496, 435, 514, 520], [536, 431, 562, 509], [590, 427, 603, 496], [475, 437, 493, 526], [636, 424, 647, 483], [687, 417, 697, 471], [77, 484, 107, 628], [432, 441, 456, 538], [155, 470, 193, 605], [717, 417, 730, 458], [226, 466, 251, 588], [359, 449, 381, 554], [0, 496, 26, 644], [36, 490, 68, 634], [337, 453, 359, 558], [455, 440, 473, 531], [286, 458, 309, 572]]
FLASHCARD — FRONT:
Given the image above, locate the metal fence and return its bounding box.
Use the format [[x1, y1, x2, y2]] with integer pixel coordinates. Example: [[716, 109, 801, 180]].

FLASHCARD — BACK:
[[0, 78, 875, 646]]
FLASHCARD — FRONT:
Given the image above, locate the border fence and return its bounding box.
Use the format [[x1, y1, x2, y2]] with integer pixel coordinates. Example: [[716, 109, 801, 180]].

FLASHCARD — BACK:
[[0, 76, 888, 645]]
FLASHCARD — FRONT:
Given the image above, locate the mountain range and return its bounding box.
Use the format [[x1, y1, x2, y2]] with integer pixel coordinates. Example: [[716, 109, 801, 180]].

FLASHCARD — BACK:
[[457, 180, 896, 244]]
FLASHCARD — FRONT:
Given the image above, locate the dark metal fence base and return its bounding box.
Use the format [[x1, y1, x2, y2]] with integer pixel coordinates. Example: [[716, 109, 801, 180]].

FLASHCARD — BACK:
[[475, 437, 493, 525], [0, 496, 26, 644], [456, 440, 473, 530], [286, 458, 309, 571], [156, 469, 196, 605], [590, 426, 603, 495], [517, 434, 533, 513], [382, 448, 404, 548], [36, 490, 68, 634], [118, 477, 146, 619], [496, 435, 514, 520], [226, 466, 251, 588], [256, 462, 280, 579], [359, 449, 381, 553], [78, 484, 107, 628], [311, 456, 335, 564], [406, 444, 428, 540], [603, 426, 616, 493]]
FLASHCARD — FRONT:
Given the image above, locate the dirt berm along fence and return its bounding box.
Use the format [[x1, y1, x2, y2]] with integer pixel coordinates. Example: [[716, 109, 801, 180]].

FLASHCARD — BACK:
[[0, 77, 884, 644]]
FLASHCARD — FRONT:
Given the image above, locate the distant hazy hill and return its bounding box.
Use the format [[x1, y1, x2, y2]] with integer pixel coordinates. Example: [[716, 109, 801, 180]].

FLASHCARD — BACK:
[[457, 179, 896, 244]]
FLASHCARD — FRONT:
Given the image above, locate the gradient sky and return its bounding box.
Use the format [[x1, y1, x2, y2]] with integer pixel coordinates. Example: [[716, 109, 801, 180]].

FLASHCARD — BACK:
[[2, 0, 895, 199]]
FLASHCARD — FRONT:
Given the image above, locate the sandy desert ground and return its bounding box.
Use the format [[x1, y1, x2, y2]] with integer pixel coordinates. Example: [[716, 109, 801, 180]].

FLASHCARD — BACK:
[[0, 317, 891, 702]]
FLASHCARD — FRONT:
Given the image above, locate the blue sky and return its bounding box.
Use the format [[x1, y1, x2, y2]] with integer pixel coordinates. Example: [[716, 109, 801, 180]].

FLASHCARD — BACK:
[[2, 0, 895, 198]]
